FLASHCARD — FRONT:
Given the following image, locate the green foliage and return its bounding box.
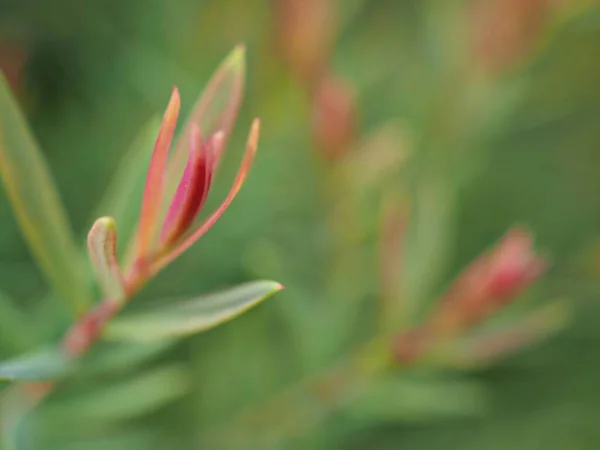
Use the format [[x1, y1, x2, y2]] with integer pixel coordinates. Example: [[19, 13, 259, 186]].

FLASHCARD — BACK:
[[105, 280, 283, 341], [0, 349, 69, 382], [1, 1, 600, 449], [0, 75, 92, 315]]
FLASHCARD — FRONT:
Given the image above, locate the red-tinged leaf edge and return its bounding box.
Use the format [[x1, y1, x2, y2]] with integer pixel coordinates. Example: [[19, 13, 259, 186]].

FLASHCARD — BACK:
[[164, 45, 246, 202], [137, 88, 180, 259], [152, 118, 260, 273], [160, 128, 224, 247]]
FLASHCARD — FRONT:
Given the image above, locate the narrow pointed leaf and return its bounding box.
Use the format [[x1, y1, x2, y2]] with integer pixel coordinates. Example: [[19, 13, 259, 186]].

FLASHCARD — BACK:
[[164, 45, 246, 205], [155, 119, 260, 271], [137, 88, 180, 258], [78, 340, 177, 377], [346, 376, 488, 424], [87, 217, 126, 303], [0, 348, 70, 381], [105, 280, 283, 341], [435, 299, 570, 369], [38, 366, 189, 425], [92, 115, 161, 246], [1, 385, 36, 450], [159, 127, 220, 246], [0, 74, 92, 314], [0, 290, 38, 352]]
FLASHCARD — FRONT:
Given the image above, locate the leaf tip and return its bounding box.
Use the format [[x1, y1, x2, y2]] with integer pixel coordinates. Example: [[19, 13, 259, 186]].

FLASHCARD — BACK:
[[97, 216, 116, 230], [88, 216, 117, 244], [165, 87, 181, 123], [249, 117, 261, 144], [226, 44, 247, 72]]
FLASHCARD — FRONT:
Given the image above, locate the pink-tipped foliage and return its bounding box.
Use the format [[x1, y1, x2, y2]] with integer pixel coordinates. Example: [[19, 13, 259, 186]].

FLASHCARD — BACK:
[[164, 46, 246, 207], [137, 88, 180, 258], [153, 119, 261, 272], [160, 127, 225, 246], [433, 227, 547, 331]]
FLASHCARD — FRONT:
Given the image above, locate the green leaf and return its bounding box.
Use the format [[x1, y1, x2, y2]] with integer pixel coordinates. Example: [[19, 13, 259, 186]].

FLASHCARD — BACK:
[[1, 385, 36, 450], [38, 366, 189, 425], [345, 375, 488, 424], [434, 299, 571, 369], [105, 280, 283, 341], [0, 348, 70, 381], [78, 340, 177, 378], [92, 115, 161, 251], [0, 74, 92, 315], [0, 291, 38, 353]]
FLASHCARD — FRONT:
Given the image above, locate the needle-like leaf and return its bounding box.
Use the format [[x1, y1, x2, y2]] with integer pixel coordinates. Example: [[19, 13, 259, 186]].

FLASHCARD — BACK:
[[137, 88, 180, 259], [0, 73, 92, 315], [163, 45, 246, 206], [105, 280, 282, 341], [155, 119, 260, 271], [159, 128, 223, 246]]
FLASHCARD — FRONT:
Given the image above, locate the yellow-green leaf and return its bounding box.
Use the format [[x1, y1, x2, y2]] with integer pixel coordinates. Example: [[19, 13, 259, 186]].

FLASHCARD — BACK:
[[104, 280, 283, 341], [0, 74, 92, 315], [87, 217, 125, 303]]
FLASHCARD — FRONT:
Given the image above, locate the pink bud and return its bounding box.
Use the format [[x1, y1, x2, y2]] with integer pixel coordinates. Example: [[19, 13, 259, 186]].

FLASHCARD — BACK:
[[273, 0, 337, 86], [469, 0, 557, 74], [432, 227, 547, 333], [160, 128, 224, 247], [311, 74, 357, 162]]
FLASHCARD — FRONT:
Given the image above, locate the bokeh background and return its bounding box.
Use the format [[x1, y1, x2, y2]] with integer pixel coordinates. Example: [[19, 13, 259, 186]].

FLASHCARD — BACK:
[[1, 0, 600, 448]]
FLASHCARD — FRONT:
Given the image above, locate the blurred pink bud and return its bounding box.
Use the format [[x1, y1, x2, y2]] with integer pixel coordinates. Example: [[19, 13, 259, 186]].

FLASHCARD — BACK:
[[159, 128, 223, 246], [470, 0, 554, 74], [391, 228, 546, 365], [121, 46, 260, 286], [273, 0, 337, 86], [432, 227, 547, 333], [311, 74, 358, 162]]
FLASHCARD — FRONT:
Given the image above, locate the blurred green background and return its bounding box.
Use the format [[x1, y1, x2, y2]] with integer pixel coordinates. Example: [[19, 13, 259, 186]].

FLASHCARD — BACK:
[[2, 0, 600, 448]]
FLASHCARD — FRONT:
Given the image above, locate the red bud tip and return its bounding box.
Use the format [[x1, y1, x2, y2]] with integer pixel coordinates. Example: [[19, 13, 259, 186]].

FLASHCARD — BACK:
[[431, 227, 547, 333]]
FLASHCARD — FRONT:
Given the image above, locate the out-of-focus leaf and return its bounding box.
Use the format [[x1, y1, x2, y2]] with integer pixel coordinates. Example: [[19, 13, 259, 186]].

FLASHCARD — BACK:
[[345, 375, 488, 424], [39, 366, 189, 425], [92, 115, 161, 249], [401, 177, 456, 323], [104, 280, 283, 341], [435, 299, 571, 369], [0, 348, 70, 381], [43, 429, 163, 450], [87, 217, 125, 303], [78, 340, 177, 378], [0, 291, 37, 353], [1, 385, 35, 450], [0, 74, 92, 315]]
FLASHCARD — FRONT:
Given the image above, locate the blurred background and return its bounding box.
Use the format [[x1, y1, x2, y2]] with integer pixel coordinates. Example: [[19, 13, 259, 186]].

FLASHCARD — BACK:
[[1, 0, 600, 448]]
